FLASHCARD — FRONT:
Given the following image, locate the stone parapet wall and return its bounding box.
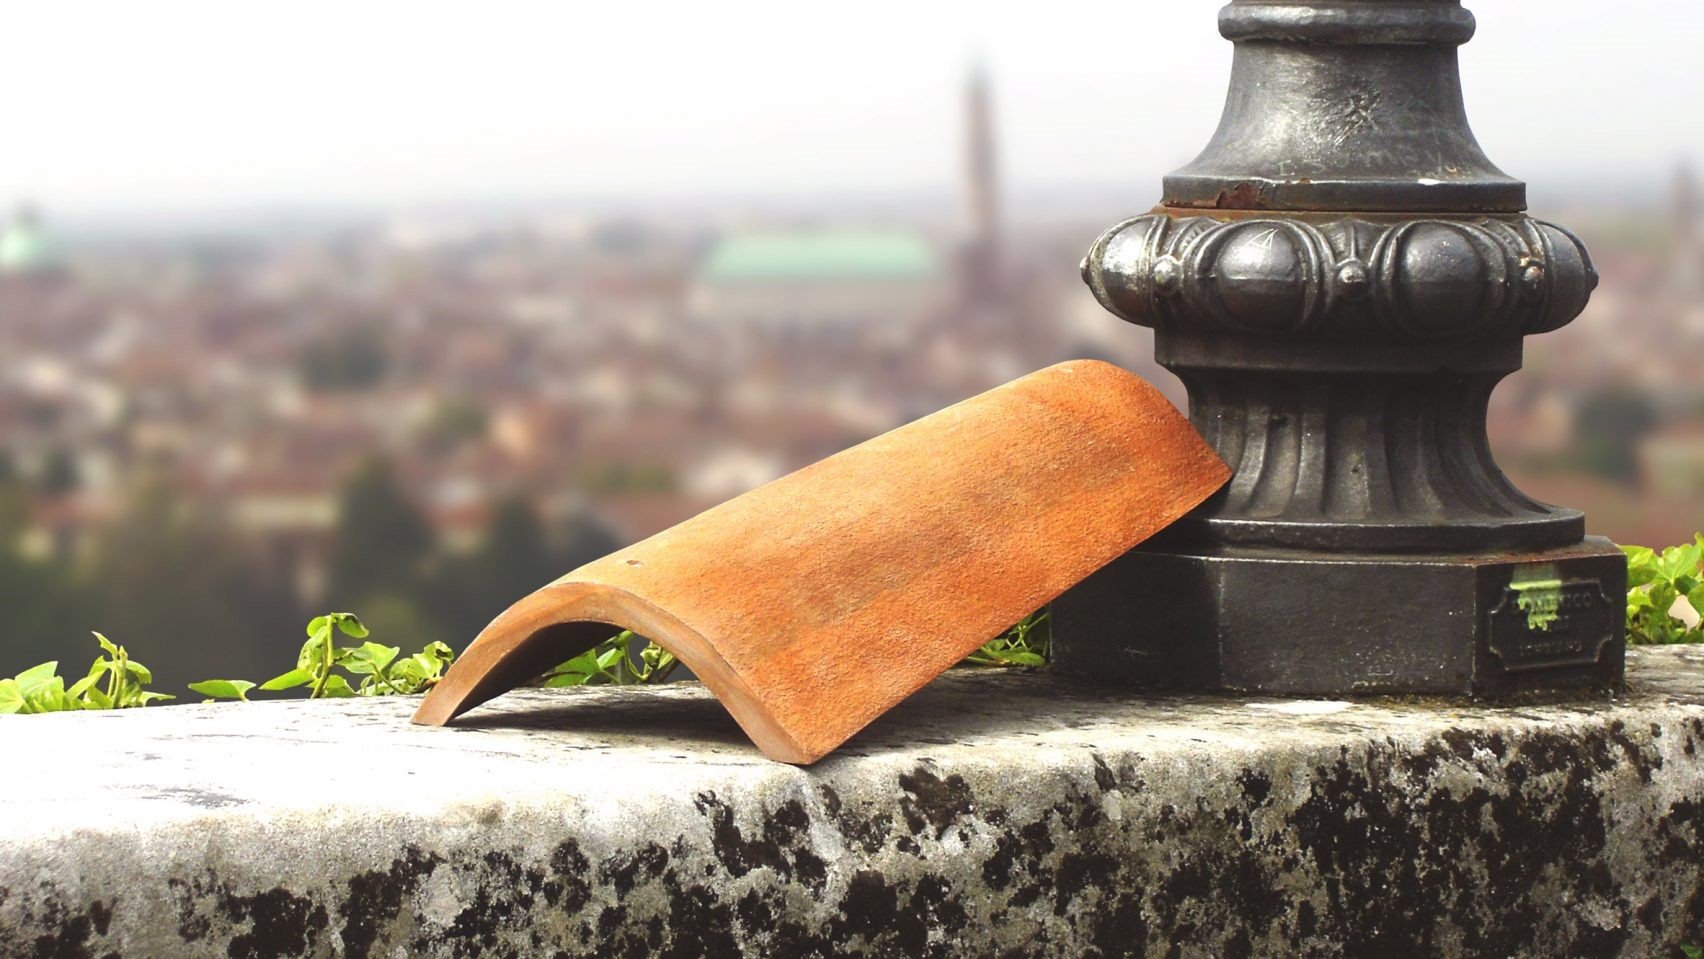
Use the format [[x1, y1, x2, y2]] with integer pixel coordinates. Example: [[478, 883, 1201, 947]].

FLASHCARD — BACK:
[[4, 648, 1703, 958]]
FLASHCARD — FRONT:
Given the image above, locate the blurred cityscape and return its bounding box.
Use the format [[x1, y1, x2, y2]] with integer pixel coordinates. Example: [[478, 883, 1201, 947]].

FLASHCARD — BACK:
[[1, 70, 1699, 688]]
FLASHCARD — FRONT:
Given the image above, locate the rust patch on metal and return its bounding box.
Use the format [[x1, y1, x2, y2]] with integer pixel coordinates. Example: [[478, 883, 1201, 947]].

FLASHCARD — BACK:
[[1166, 182, 1278, 211], [1214, 182, 1275, 209], [412, 361, 1229, 763]]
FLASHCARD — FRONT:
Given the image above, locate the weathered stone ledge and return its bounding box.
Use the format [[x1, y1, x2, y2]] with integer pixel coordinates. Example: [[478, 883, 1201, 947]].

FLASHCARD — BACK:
[[3, 647, 1703, 958]]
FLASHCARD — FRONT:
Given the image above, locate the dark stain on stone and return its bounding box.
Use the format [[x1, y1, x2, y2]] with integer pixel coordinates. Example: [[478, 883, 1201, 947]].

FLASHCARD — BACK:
[[734, 889, 772, 931], [433, 850, 551, 954], [693, 792, 824, 890], [765, 800, 828, 889], [215, 886, 329, 959], [166, 878, 210, 942], [1237, 768, 1272, 806], [1052, 851, 1119, 917], [546, 839, 592, 913], [596, 904, 627, 939], [819, 784, 892, 853], [87, 902, 111, 939], [1086, 888, 1148, 959], [898, 766, 975, 839], [656, 882, 739, 959], [149, 786, 248, 809], [338, 845, 441, 959], [830, 869, 898, 947], [983, 816, 1055, 893], [910, 874, 968, 941], [9, 674, 1704, 958], [1090, 755, 1117, 792], [24, 896, 117, 959], [1279, 727, 1649, 959], [600, 843, 670, 896]]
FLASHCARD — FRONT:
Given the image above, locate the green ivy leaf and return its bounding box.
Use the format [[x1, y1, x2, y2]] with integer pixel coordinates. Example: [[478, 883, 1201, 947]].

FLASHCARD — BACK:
[[319, 674, 357, 698], [332, 614, 370, 639], [306, 615, 330, 637], [81, 686, 112, 710], [543, 672, 593, 687], [66, 673, 101, 700], [542, 649, 602, 685], [21, 676, 70, 713], [388, 643, 454, 693], [14, 661, 59, 693], [188, 679, 256, 701], [1661, 544, 1702, 581], [91, 632, 119, 657], [136, 691, 175, 705], [260, 668, 314, 691], [0, 679, 23, 714], [349, 642, 399, 674], [1652, 583, 1681, 615]]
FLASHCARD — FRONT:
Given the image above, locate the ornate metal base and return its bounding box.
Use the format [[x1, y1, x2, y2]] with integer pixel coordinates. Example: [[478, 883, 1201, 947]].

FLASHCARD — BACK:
[[1057, 0, 1626, 697], [1051, 535, 1626, 698]]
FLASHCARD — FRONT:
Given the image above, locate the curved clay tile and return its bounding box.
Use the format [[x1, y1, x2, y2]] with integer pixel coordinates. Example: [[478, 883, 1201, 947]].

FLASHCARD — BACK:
[[413, 360, 1228, 763]]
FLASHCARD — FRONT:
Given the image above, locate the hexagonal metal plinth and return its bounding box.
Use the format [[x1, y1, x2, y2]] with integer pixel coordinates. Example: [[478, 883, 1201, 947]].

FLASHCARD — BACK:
[[1055, 536, 1626, 697]]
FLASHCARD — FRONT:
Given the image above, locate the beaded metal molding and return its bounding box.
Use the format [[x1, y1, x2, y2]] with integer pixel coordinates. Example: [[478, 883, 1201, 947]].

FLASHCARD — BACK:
[[1083, 214, 1598, 342]]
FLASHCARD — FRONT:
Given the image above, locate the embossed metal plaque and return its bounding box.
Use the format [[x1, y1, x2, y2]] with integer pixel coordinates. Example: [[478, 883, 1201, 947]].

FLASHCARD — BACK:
[[1487, 575, 1618, 673]]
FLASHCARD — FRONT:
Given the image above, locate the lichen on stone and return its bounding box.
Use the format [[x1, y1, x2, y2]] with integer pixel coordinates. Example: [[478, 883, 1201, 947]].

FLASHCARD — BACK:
[[2, 648, 1703, 957]]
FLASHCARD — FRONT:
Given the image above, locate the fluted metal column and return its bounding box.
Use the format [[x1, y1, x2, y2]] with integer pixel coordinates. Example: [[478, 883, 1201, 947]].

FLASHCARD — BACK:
[[1053, 0, 1626, 696]]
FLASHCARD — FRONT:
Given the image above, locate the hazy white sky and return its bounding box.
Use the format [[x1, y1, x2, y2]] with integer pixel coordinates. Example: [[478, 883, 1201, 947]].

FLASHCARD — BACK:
[[6, 0, 1700, 219]]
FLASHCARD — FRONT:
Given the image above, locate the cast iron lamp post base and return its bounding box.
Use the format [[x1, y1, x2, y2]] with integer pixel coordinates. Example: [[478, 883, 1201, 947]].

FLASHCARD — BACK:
[[1052, 0, 1626, 696]]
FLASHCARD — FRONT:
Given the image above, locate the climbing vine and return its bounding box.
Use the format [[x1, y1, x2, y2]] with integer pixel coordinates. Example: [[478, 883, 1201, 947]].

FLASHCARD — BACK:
[[2, 534, 1696, 713]]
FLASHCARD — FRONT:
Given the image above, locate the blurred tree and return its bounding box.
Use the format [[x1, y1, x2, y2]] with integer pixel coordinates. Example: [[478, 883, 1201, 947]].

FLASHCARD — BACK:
[[480, 495, 557, 592], [556, 510, 621, 571], [326, 457, 434, 606], [0, 550, 92, 677], [352, 591, 451, 653], [420, 395, 490, 452], [84, 480, 300, 689], [0, 446, 84, 675], [0, 450, 24, 548], [576, 461, 676, 494], [423, 494, 558, 644], [38, 446, 80, 495], [299, 325, 388, 391], [1572, 388, 1658, 484]]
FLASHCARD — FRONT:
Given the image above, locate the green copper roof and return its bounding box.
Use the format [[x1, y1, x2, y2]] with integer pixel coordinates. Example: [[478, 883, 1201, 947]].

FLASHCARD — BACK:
[[702, 231, 937, 282], [0, 218, 55, 274]]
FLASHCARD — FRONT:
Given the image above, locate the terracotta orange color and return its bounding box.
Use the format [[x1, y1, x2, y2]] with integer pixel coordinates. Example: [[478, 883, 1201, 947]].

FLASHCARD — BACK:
[[412, 360, 1229, 763]]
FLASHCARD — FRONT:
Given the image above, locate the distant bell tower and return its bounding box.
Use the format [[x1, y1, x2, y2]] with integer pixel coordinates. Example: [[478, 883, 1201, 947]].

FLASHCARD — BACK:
[[1674, 160, 1698, 247], [960, 59, 1003, 311], [1671, 160, 1703, 295]]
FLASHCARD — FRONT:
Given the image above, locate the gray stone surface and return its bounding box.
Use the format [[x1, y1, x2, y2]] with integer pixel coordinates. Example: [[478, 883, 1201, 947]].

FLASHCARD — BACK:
[[3, 647, 1704, 958]]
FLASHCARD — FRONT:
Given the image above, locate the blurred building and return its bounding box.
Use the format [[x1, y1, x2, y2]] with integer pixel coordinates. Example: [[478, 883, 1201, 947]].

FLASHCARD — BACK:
[[0, 206, 58, 278], [692, 230, 942, 331], [0, 75, 1699, 689]]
